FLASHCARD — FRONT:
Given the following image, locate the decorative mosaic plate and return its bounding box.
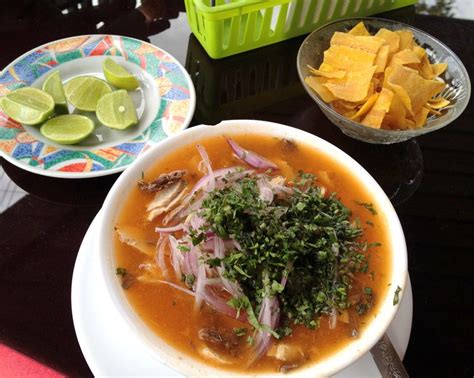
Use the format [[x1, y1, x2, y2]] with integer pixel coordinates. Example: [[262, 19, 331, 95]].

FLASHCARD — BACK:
[[0, 35, 195, 178]]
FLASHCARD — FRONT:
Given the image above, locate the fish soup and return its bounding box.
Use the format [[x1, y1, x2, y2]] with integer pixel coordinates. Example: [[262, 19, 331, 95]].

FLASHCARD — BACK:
[[114, 134, 391, 373]]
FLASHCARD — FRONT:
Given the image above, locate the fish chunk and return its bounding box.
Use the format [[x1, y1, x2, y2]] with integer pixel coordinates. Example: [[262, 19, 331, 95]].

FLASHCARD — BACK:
[[138, 170, 186, 192], [115, 225, 157, 257], [146, 180, 188, 221], [267, 343, 304, 363]]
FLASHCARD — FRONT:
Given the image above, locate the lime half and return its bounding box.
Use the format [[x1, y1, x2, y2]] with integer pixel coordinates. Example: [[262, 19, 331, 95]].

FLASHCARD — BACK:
[[64, 76, 112, 111], [96, 89, 138, 130], [40, 114, 94, 145], [103, 58, 140, 90], [1, 87, 54, 125], [42, 71, 68, 113]]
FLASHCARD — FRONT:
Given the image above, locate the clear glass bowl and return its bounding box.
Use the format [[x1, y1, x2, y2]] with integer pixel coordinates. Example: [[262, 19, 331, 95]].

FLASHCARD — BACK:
[[297, 17, 471, 144]]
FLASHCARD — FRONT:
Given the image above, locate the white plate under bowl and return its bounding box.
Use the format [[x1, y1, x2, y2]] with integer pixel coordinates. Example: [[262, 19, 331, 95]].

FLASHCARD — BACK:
[[72, 212, 412, 376], [0, 35, 195, 178]]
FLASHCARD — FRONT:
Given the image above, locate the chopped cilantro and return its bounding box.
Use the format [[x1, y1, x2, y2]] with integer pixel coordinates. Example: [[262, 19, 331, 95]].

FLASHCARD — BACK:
[[354, 200, 378, 215], [177, 245, 190, 252], [116, 267, 127, 277], [181, 274, 195, 286], [199, 173, 374, 331], [189, 230, 205, 246], [206, 257, 222, 268], [393, 285, 402, 305], [233, 327, 248, 337]]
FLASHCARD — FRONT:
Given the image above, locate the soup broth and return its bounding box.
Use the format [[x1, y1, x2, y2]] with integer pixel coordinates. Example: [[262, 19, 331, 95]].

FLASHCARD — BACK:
[[114, 134, 391, 373]]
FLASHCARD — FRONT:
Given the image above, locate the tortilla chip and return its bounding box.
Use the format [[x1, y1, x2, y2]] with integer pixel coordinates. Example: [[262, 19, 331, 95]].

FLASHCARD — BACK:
[[361, 88, 394, 128], [419, 54, 435, 79], [389, 49, 421, 67], [305, 76, 337, 103], [372, 73, 384, 92], [395, 30, 414, 50], [324, 65, 377, 102], [412, 45, 426, 60], [339, 100, 359, 109], [404, 119, 417, 129], [375, 44, 390, 73], [385, 92, 408, 129], [375, 28, 400, 53], [431, 63, 448, 77], [385, 65, 445, 114], [428, 97, 450, 109], [331, 100, 354, 115], [427, 106, 443, 116], [330, 32, 385, 54], [350, 93, 379, 120], [391, 83, 414, 114], [348, 22, 371, 36], [323, 45, 376, 71], [307, 64, 346, 79], [411, 106, 430, 128]]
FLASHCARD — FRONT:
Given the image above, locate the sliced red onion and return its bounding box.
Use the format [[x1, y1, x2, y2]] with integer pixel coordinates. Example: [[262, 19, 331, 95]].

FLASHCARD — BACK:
[[190, 194, 205, 211], [205, 277, 223, 286], [209, 236, 244, 298], [155, 224, 185, 233], [201, 287, 248, 322], [191, 167, 245, 195], [329, 307, 338, 330], [157, 280, 196, 297], [189, 247, 200, 276], [280, 261, 294, 289], [196, 144, 215, 192], [180, 244, 199, 277], [220, 275, 243, 298], [204, 264, 217, 278], [168, 235, 184, 279], [155, 235, 169, 278], [226, 137, 279, 170], [182, 251, 193, 276], [231, 239, 242, 251], [201, 238, 214, 251], [191, 174, 213, 196], [249, 296, 280, 365], [189, 214, 206, 231], [223, 239, 236, 250], [162, 204, 186, 225], [257, 179, 274, 203], [194, 261, 207, 310], [213, 236, 225, 259]]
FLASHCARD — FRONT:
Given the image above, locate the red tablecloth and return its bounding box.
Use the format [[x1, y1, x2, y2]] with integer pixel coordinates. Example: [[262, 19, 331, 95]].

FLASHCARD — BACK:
[[0, 344, 64, 377]]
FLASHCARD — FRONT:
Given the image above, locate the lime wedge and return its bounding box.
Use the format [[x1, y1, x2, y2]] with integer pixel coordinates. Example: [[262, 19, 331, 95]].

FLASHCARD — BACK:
[[1, 87, 54, 125], [64, 76, 112, 111], [40, 114, 94, 145], [103, 58, 140, 90], [42, 71, 68, 113], [96, 90, 138, 130]]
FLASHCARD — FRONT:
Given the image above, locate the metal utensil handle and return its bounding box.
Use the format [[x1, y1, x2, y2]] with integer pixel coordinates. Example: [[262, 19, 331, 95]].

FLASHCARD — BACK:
[[370, 333, 409, 378]]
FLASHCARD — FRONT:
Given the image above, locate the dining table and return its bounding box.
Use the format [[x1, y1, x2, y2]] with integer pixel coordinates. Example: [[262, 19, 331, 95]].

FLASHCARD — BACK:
[[0, 0, 473, 377]]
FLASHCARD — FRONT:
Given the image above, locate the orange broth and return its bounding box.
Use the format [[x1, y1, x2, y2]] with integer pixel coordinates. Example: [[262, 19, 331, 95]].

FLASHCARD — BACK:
[[114, 134, 391, 373]]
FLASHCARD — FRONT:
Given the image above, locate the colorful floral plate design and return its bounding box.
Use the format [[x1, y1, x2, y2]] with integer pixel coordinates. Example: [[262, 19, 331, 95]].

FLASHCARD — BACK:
[[0, 35, 196, 178]]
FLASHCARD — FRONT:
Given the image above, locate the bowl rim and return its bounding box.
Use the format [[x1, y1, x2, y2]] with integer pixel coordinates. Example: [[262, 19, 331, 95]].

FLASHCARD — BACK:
[[297, 16, 471, 137], [97, 119, 408, 377]]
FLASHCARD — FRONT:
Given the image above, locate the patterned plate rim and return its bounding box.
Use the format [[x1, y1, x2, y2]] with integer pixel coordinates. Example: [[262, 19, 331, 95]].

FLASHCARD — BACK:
[[0, 34, 196, 179]]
